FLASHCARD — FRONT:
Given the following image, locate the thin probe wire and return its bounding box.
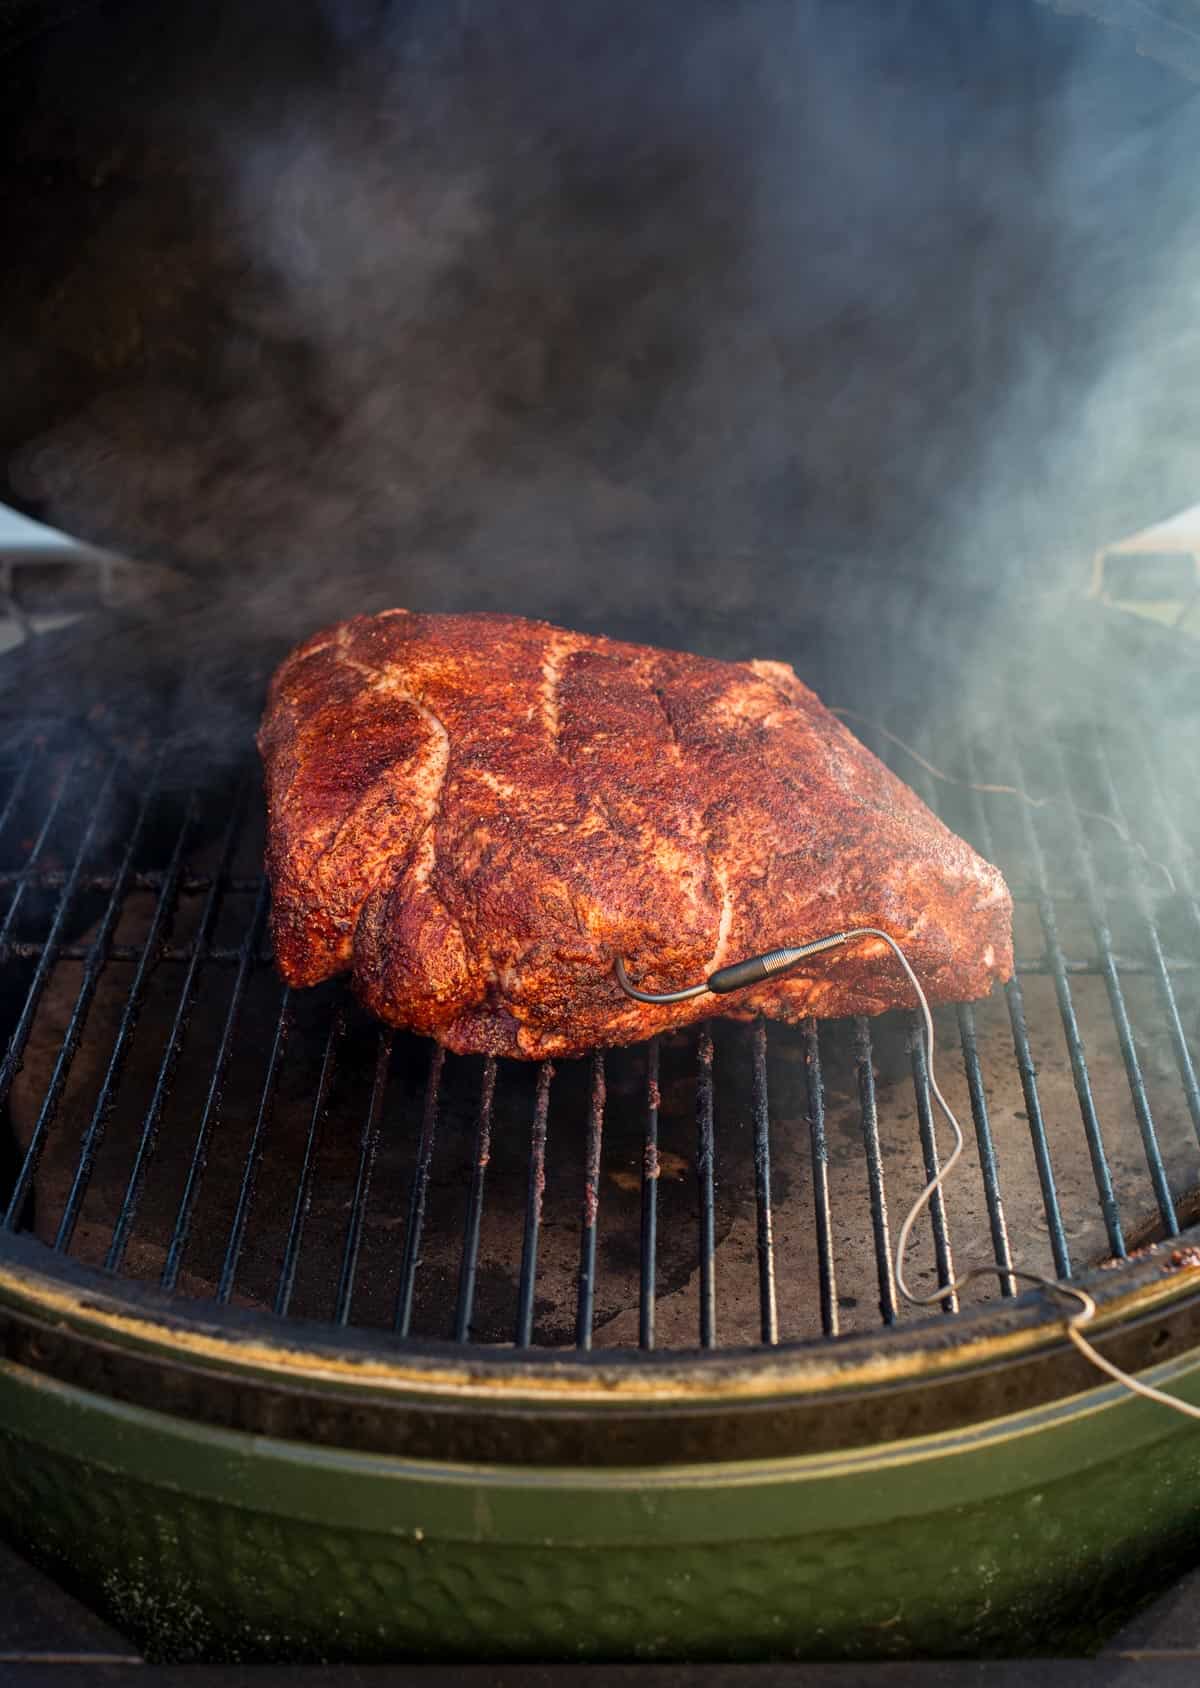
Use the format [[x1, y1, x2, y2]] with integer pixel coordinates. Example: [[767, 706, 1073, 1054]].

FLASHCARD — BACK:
[[827, 717, 1200, 1409], [828, 707, 1178, 895], [616, 929, 1200, 1422], [882, 925, 1200, 1422]]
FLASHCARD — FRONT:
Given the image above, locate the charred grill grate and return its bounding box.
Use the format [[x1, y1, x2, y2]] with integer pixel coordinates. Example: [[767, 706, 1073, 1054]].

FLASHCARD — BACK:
[[1, 694, 1199, 1354]]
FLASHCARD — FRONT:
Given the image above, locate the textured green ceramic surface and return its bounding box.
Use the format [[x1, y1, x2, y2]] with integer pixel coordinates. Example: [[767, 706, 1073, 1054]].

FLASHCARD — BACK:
[[2, 1353, 1200, 1662]]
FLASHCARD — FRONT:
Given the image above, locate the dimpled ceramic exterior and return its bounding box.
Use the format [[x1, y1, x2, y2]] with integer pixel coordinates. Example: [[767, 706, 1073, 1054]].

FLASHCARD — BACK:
[[2, 1345, 1200, 1662]]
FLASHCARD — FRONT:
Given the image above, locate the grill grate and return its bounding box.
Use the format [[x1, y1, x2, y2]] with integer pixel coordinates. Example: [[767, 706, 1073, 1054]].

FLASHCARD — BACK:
[[1, 696, 1199, 1355]]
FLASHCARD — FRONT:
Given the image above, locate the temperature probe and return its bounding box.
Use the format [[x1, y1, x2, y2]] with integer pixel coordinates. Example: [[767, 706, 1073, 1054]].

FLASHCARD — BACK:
[[614, 930, 856, 1004]]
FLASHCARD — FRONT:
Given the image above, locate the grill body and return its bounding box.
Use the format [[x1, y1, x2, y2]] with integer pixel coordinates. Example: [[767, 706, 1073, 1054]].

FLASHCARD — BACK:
[[2, 1245, 1200, 1662], [0, 590, 1199, 1659]]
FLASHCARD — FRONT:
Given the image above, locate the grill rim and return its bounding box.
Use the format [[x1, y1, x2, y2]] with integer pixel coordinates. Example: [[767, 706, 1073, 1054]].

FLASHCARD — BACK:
[[2, 1224, 1200, 1466]]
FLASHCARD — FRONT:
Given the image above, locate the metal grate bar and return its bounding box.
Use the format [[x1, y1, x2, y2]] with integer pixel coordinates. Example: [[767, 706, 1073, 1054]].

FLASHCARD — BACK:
[[0, 735, 37, 846], [217, 986, 292, 1303], [53, 792, 199, 1252], [156, 877, 274, 1288], [275, 1006, 344, 1317], [855, 1016, 898, 1324], [751, 1020, 779, 1344], [99, 785, 252, 1270], [1045, 734, 1177, 1235], [1140, 745, 1200, 952], [893, 727, 1017, 1298], [575, 1052, 606, 1350], [956, 1005, 1017, 1297], [802, 1018, 838, 1337], [0, 749, 82, 958], [453, 1056, 497, 1343], [906, 1014, 958, 1314], [1011, 976, 1075, 1279], [0, 757, 118, 1126], [0, 941, 257, 963], [1011, 954, 1200, 976], [0, 869, 265, 894], [4, 757, 167, 1227], [335, 1030, 394, 1326], [1008, 733, 1125, 1258], [394, 1043, 446, 1338], [638, 1037, 660, 1350], [515, 1061, 554, 1347], [696, 1025, 717, 1349], [962, 739, 1070, 1278], [1092, 732, 1200, 1146]]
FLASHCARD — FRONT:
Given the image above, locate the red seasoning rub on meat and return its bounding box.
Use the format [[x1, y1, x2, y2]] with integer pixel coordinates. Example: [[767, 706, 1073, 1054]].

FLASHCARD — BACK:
[[257, 610, 1013, 1058]]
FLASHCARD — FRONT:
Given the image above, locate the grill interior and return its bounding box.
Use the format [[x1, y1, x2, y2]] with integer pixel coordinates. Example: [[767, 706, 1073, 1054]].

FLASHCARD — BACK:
[[2, 612, 1200, 1356]]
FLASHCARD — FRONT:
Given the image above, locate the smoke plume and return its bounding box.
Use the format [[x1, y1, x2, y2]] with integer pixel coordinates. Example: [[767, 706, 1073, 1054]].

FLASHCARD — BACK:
[[2, 0, 1200, 738]]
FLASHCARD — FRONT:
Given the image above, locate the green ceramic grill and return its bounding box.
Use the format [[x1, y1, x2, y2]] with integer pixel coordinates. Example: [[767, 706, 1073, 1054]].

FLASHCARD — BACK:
[[1, 594, 1200, 1664], [3, 0, 1200, 1664]]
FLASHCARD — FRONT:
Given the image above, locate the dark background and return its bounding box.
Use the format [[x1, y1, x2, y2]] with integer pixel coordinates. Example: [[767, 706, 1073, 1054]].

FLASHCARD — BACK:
[[1, 0, 1199, 620]]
